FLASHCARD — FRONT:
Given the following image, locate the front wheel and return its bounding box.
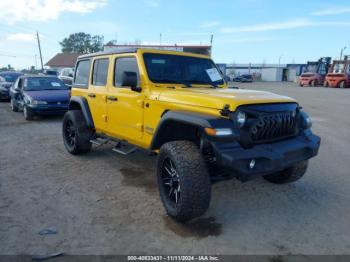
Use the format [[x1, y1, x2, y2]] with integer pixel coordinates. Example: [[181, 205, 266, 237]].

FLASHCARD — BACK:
[[23, 105, 34, 120], [323, 81, 329, 87], [339, 81, 346, 89], [263, 161, 308, 184], [310, 80, 317, 87], [62, 110, 93, 155], [157, 141, 211, 222], [10, 99, 18, 112]]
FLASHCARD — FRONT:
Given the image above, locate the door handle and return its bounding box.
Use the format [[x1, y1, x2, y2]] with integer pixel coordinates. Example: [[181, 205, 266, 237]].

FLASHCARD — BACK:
[[107, 96, 118, 101], [88, 93, 96, 98]]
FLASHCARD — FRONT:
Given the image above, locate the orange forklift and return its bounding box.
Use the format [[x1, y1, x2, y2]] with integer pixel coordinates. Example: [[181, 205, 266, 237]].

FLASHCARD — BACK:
[[324, 56, 350, 88], [299, 57, 331, 87]]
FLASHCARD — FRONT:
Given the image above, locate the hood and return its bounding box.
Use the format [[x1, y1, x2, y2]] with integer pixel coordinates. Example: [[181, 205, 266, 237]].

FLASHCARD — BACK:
[[157, 88, 296, 111], [24, 89, 70, 102], [327, 73, 347, 77], [301, 72, 317, 77]]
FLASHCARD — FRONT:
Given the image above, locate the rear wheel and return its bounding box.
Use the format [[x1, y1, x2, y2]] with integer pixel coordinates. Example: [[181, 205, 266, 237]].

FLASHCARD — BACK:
[[157, 141, 211, 222], [310, 80, 317, 87], [10, 99, 18, 112], [263, 161, 308, 184], [62, 110, 92, 155]]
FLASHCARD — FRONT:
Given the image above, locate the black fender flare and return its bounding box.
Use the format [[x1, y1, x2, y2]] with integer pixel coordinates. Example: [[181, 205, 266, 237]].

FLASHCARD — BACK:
[[150, 111, 236, 150], [68, 96, 95, 128]]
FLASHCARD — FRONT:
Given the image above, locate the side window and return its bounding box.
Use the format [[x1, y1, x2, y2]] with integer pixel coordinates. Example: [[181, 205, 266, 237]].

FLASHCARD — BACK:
[[17, 78, 23, 89], [114, 57, 139, 87], [74, 59, 91, 87], [319, 64, 327, 75], [92, 58, 109, 86]]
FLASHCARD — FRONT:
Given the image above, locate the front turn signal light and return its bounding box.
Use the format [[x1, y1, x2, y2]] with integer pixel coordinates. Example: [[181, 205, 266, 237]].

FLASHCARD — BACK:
[[205, 128, 233, 136]]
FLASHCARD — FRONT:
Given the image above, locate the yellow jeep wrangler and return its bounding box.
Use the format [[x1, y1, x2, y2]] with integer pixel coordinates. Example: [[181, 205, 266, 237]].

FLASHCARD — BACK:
[[62, 48, 320, 222]]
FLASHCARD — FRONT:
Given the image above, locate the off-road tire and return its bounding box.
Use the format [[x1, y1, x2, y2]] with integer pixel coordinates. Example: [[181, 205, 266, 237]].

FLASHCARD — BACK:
[[23, 105, 34, 120], [263, 160, 308, 184], [157, 141, 211, 222], [10, 99, 18, 112], [62, 110, 92, 155], [339, 81, 346, 89]]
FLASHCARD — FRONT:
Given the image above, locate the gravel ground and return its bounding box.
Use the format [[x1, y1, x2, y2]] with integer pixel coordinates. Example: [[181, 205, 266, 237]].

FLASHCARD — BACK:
[[1, 82, 350, 255]]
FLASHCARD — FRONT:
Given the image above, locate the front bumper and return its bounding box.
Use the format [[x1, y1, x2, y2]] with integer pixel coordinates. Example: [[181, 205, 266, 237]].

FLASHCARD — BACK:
[[27, 104, 68, 115], [0, 89, 10, 99], [212, 130, 321, 181], [327, 78, 346, 88], [299, 79, 313, 85]]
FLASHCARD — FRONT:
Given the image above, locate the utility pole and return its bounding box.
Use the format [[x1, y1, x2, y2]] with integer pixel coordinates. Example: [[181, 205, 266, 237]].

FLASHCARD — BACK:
[[210, 34, 214, 57], [278, 54, 283, 67], [159, 33, 162, 46], [340, 46, 347, 60], [36, 31, 44, 72]]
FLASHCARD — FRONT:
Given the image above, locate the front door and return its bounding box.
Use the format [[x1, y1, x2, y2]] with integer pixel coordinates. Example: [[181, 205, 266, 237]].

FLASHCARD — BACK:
[[106, 55, 144, 146]]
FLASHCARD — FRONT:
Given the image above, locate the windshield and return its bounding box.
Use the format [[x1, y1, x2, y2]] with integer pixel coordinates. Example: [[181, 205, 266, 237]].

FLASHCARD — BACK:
[[306, 64, 317, 73], [333, 63, 345, 73], [143, 53, 224, 86], [24, 77, 68, 91], [0, 73, 22, 83]]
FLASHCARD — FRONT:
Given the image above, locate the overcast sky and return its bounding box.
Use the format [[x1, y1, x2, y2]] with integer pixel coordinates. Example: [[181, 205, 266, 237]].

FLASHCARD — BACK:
[[0, 0, 350, 69]]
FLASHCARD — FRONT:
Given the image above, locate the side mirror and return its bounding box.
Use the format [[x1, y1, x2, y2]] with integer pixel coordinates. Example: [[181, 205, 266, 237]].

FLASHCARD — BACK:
[[122, 71, 141, 92]]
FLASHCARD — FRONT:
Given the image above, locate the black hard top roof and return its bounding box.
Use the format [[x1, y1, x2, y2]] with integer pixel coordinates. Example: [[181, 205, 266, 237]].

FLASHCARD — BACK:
[[78, 48, 138, 59]]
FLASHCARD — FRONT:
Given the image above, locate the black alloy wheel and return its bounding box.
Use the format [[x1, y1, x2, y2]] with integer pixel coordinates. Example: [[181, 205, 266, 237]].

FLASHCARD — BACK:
[[161, 157, 181, 205], [64, 119, 76, 147]]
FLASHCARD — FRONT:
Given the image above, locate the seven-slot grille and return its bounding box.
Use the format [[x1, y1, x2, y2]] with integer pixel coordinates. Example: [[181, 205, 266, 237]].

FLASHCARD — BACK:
[[250, 111, 297, 142]]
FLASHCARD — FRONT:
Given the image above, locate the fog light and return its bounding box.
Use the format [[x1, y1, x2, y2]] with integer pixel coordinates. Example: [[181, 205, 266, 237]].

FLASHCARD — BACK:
[[249, 159, 256, 169]]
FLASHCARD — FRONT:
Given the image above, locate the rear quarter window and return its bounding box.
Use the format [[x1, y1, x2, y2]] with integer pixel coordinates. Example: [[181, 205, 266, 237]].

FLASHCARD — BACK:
[[74, 59, 91, 88], [92, 58, 109, 86]]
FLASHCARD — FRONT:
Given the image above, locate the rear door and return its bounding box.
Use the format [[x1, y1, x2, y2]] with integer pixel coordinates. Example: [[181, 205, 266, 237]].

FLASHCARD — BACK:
[[73, 57, 109, 132]]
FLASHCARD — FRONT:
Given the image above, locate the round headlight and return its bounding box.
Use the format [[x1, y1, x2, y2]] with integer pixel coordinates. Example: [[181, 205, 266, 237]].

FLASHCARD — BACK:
[[299, 111, 312, 129], [237, 111, 246, 127]]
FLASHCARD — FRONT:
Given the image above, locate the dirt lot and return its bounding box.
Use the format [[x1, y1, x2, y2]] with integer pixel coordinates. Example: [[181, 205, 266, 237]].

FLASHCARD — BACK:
[[1, 82, 350, 255]]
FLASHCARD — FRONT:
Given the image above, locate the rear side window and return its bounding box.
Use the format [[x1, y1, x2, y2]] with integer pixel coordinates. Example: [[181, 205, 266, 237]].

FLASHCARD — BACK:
[[74, 59, 91, 87], [114, 57, 139, 87], [92, 58, 109, 86]]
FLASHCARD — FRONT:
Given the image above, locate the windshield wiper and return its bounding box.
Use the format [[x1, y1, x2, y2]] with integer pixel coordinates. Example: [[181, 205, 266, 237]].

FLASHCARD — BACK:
[[157, 79, 192, 88], [183, 80, 218, 88]]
